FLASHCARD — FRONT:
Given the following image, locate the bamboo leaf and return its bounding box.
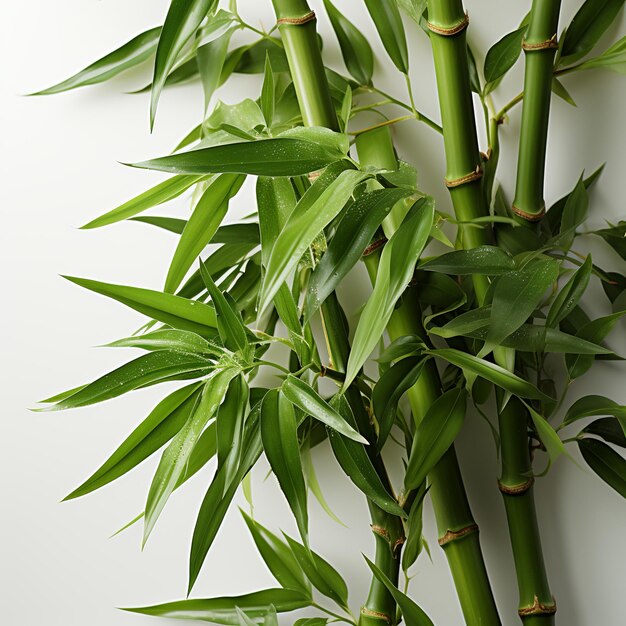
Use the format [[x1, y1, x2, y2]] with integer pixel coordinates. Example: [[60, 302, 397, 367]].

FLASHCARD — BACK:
[[130, 215, 187, 234], [560, 0, 626, 66], [64, 276, 218, 336], [197, 25, 238, 111], [282, 376, 368, 444], [547, 256, 592, 327], [576, 35, 626, 74], [125, 589, 310, 623], [582, 417, 626, 447], [241, 511, 311, 594], [578, 438, 626, 498], [323, 0, 374, 85], [372, 357, 426, 452], [304, 188, 412, 323], [552, 77, 577, 106], [377, 335, 424, 363], [420, 246, 516, 275], [396, 0, 427, 24], [261, 55, 275, 127], [40, 351, 211, 411], [483, 26, 525, 87], [31, 27, 161, 95], [165, 174, 245, 293], [132, 128, 349, 177], [150, 0, 217, 128], [260, 165, 370, 313], [104, 328, 222, 356], [327, 396, 406, 517], [562, 394, 626, 430], [524, 403, 566, 463], [405, 389, 467, 490], [82, 175, 204, 229], [261, 390, 309, 543], [401, 485, 428, 574], [283, 534, 349, 609], [364, 0, 410, 74], [345, 198, 434, 388], [364, 556, 434, 626], [428, 348, 551, 401], [144, 368, 236, 543], [63, 383, 201, 499]]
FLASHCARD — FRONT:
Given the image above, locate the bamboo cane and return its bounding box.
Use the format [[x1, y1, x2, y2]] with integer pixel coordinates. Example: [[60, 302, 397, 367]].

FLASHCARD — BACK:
[[426, 1, 556, 623]]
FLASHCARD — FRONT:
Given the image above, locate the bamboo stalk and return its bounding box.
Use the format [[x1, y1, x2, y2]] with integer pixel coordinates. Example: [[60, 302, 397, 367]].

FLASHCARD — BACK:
[[270, 2, 403, 623], [357, 128, 501, 626], [513, 0, 562, 221], [426, 1, 555, 623]]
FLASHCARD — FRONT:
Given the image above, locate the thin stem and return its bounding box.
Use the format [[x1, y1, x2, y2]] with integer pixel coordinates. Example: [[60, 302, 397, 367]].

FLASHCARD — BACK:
[[496, 91, 524, 122], [312, 603, 357, 625], [351, 115, 415, 136]]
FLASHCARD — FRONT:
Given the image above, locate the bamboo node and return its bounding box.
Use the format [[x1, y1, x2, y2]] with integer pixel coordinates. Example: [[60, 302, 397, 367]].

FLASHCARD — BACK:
[[438, 523, 479, 546], [511, 203, 546, 221], [360, 608, 392, 624], [363, 236, 388, 257], [518, 595, 557, 617], [276, 11, 316, 26], [308, 170, 322, 182], [445, 165, 483, 188], [370, 524, 391, 541], [522, 34, 558, 51], [498, 477, 535, 496], [427, 12, 469, 37]]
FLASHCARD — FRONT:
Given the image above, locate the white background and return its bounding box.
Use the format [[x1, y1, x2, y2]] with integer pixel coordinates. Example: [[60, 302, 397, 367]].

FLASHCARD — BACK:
[[2, 1, 625, 624]]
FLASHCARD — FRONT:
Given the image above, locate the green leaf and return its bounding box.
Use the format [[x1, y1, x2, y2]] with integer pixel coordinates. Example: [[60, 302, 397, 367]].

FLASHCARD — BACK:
[[261, 390, 309, 543], [428, 348, 551, 401], [104, 328, 222, 356], [241, 511, 311, 594], [227, 38, 290, 75], [377, 335, 424, 363], [484, 259, 559, 351], [547, 256, 592, 327], [525, 403, 566, 463], [41, 351, 211, 411], [558, 177, 589, 247], [82, 175, 204, 229], [372, 357, 426, 452], [144, 368, 236, 543], [132, 127, 349, 177], [420, 246, 516, 275], [364, 0, 410, 74], [560, 0, 626, 66], [578, 438, 626, 498], [483, 27, 526, 87], [125, 589, 310, 624], [563, 394, 626, 430], [216, 374, 249, 489], [31, 27, 161, 95], [260, 165, 370, 313], [63, 383, 201, 499], [396, 0, 427, 24], [323, 0, 374, 85], [197, 25, 238, 111], [582, 417, 626, 447], [364, 556, 434, 626], [304, 188, 412, 323], [593, 220, 626, 261], [200, 260, 249, 353], [150, 0, 217, 128], [165, 174, 245, 293], [64, 276, 217, 336], [576, 35, 626, 74], [283, 534, 349, 609], [401, 485, 428, 574], [551, 77, 577, 106], [261, 55, 275, 127], [405, 389, 467, 490], [130, 215, 187, 234], [345, 198, 434, 388], [327, 396, 406, 517], [282, 376, 368, 444]]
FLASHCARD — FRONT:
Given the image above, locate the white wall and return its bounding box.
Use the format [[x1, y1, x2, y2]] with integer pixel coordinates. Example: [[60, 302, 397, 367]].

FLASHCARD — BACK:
[[2, 1, 625, 624]]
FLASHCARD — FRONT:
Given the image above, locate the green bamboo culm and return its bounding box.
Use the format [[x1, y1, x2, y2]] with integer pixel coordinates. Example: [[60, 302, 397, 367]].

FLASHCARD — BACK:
[[426, 1, 556, 623], [270, 3, 403, 624], [357, 127, 501, 626], [513, 0, 562, 221]]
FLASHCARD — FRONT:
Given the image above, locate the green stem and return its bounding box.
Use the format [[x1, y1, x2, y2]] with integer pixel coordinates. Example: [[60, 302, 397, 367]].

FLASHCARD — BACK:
[[427, 1, 555, 622], [512, 0, 562, 220], [270, 3, 403, 624], [357, 127, 500, 626]]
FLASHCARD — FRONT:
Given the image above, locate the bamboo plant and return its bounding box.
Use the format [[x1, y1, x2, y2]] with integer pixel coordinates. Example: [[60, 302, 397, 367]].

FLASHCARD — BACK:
[[33, 0, 626, 625]]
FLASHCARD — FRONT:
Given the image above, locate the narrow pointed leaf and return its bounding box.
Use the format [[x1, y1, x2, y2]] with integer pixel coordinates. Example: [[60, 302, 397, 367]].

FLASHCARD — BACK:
[[282, 376, 367, 444], [261, 55, 275, 127], [563, 394, 626, 432], [547, 256, 592, 327], [364, 0, 409, 73], [582, 418, 626, 447], [483, 27, 525, 86], [420, 246, 516, 275], [405, 388, 467, 490], [578, 438, 626, 498], [104, 328, 221, 356], [345, 198, 434, 388], [576, 35, 626, 74], [525, 403, 566, 462]]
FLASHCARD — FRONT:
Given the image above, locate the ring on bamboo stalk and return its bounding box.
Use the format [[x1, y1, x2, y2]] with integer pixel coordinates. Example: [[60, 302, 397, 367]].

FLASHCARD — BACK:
[[498, 477, 535, 495], [276, 11, 316, 26], [522, 34, 559, 51], [518, 595, 557, 617], [427, 12, 469, 37], [511, 203, 546, 221], [444, 165, 483, 188], [438, 523, 479, 546], [360, 607, 392, 624], [370, 524, 391, 541]]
